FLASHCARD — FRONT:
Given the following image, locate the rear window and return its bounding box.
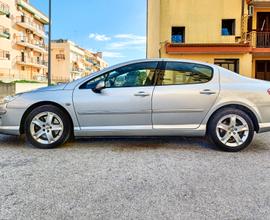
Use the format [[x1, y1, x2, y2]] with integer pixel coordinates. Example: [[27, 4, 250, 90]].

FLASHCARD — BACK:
[[157, 62, 213, 85]]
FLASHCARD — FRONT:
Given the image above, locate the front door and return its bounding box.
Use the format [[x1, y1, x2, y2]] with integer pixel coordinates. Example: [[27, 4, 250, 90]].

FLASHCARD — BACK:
[[152, 61, 219, 129], [73, 61, 158, 133], [256, 60, 270, 81]]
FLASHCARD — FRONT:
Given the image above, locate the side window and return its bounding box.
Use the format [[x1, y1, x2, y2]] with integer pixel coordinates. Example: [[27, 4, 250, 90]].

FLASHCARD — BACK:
[[158, 62, 213, 85], [80, 74, 108, 89], [80, 62, 158, 89]]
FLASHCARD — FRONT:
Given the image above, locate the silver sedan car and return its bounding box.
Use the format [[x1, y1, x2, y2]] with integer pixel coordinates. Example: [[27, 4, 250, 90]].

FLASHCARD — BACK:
[[0, 59, 270, 151]]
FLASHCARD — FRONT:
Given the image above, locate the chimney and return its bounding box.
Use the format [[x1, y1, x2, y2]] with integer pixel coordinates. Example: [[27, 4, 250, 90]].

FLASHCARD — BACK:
[[96, 52, 102, 59]]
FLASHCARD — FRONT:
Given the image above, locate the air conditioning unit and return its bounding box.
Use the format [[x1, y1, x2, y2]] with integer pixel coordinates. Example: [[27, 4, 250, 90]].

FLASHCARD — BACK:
[[248, 5, 254, 16]]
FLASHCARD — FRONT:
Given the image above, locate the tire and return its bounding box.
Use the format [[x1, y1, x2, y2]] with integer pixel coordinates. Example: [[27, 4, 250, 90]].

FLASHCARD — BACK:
[[208, 108, 254, 152], [25, 105, 72, 149]]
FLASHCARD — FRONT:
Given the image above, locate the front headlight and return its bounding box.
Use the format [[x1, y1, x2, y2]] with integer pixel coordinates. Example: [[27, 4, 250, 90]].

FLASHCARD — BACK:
[[0, 94, 20, 105]]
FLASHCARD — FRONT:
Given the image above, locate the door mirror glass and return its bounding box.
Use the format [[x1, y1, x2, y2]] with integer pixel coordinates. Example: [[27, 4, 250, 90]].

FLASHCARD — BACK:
[[93, 80, 105, 93]]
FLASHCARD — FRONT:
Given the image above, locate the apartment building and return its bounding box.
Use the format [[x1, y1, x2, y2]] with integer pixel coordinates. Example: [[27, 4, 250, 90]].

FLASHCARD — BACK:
[[0, 0, 48, 82], [51, 39, 108, 83], [147, 0, 270, 81]]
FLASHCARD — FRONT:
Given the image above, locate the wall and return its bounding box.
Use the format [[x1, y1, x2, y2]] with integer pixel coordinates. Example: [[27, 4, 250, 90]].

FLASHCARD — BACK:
[[51, 42, 71, 82], [15, 82, 47, 94], [162, 52, 253, 78], [147, 0, 161, 58], [0, 82, 15, 99], [159, 0, 243, 44], [147, 0, 246, 58]]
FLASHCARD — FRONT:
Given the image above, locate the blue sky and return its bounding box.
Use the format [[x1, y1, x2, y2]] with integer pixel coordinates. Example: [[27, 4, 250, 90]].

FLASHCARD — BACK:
[[31, 0, 147, 65]]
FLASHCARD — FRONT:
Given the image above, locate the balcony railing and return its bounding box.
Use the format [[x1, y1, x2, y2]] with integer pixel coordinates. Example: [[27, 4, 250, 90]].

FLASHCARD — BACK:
[[16, 16, 46, 38], [0, 1, 9, 16], [0, 25, 10, 39], [71, 67, 85, 73], [242, 31, 270, 48], [15, 36, 48, 53], [256, 32, 270, 48], [16, 56, 48, 68]]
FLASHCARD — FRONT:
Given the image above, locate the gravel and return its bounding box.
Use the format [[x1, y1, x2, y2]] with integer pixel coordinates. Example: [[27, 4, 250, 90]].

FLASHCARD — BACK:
[[0, 134, 270, 220]]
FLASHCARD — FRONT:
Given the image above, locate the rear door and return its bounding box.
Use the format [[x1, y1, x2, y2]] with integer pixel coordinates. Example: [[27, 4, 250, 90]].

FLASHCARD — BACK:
[[152, 61, 220, 129]]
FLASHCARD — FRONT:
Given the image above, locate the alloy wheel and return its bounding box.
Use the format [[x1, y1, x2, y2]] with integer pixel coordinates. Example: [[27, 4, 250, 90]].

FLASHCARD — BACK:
[[30, 111, 64, 145], [216, 114, 249, 147]]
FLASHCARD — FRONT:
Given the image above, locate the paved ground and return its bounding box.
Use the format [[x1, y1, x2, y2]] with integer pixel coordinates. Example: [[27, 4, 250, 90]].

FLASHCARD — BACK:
[[0, 134, 270, 220]]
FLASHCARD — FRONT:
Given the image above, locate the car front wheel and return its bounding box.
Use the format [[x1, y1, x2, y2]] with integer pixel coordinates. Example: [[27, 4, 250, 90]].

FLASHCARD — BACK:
[[25, 105, 71, 149], [208, 108, 254, 152]]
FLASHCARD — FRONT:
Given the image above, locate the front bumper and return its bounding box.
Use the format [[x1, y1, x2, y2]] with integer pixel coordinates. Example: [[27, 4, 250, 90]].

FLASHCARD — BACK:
[[0, 104, 22, 136]]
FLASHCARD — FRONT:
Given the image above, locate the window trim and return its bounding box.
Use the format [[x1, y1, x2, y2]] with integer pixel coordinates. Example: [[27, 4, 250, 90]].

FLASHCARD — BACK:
[[221, 19, 236, 36], [171, 26, 185, 43], [155, 61, 214, 87], [79, 61, 161, 90], [214, 58, 239, 73]]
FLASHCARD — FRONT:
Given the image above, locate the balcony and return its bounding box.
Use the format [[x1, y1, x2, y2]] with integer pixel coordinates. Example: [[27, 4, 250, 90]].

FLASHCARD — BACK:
[[243, 31, 270, 48], [16, 56, 48, 69], [71, 67, 85, 75], [256, 32, 270, 47], [249, 0, 270, 7], [0, 1, 9, 16], [16, 0, 49, 24], [0, 25, 10, 39], [16, 36, 48, 53], [16, 16, 47, 38]]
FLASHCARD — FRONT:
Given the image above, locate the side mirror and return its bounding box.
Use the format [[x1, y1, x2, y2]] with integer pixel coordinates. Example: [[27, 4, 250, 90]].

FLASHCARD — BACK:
[[93, 80, 105, 93]]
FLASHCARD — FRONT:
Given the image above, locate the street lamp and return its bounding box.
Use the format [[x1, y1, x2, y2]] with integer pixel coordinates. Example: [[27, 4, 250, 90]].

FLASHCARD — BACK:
[[48, 0, 52, 86]]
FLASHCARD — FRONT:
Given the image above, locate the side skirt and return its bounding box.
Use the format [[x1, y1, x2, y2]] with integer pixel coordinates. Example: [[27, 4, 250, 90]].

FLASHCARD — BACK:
[[74, 124, 207, 137]]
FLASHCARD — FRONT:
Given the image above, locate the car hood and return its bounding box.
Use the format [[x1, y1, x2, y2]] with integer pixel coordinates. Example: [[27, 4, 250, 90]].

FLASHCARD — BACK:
[[30, 83, 68, 93]]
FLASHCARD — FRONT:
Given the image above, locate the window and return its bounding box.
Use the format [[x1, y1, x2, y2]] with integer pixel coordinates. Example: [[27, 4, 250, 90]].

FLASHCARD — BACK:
[[222, 19, 235, 36], [0, 49, 10, 60], [214, 59, 239, 73], [158, 62, 213, 85], [56, 54, 65, 60], [80, 62, 158, 89], [172, 27, 185, 43]]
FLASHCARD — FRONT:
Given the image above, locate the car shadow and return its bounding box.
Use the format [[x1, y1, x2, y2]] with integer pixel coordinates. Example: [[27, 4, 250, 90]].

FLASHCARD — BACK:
[[0, 134, 269, 153]]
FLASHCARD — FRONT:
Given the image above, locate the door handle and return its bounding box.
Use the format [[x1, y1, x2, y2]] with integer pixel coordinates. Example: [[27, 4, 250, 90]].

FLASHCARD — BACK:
[[134, 91, 150, 97], [200, 89, 216, 95]]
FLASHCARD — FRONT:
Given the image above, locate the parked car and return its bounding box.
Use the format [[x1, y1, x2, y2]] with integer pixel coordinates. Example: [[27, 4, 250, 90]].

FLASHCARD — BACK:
[[0, 59, 270, 151]]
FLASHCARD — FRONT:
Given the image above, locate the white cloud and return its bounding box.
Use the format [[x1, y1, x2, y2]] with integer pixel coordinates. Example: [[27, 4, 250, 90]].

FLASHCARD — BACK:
[[89, 33, 111, 41], [108, 34, 146, 50], [103, 51, 124, 58], [114, 34, 146, 41]]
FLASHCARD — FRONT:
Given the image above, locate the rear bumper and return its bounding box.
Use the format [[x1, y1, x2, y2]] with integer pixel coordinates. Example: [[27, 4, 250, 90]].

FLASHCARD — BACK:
[[258, 123, 270, 133]]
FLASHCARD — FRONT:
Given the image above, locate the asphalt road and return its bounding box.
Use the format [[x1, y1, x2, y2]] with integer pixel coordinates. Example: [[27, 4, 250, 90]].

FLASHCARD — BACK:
[[0, 133, 270, 220]]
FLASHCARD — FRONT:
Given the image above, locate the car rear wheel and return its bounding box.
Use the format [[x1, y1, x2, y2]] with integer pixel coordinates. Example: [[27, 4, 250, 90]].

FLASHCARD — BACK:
[[208, 108, 254, 152], [25, 105, 71, 149]]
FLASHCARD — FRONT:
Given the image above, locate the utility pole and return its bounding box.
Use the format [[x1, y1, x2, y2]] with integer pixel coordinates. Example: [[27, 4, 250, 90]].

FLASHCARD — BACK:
[[48, 0, 52, 86]]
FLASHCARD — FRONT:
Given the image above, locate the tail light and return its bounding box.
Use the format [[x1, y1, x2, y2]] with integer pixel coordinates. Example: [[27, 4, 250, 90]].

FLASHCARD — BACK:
[[268, 88, 270, 95]]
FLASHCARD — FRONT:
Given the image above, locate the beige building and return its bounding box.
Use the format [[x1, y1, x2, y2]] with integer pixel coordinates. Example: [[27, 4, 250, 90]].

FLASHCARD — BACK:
[[147, 0, 270, 81], [0, 0, 48, 82], [51, 39, 108, 83]]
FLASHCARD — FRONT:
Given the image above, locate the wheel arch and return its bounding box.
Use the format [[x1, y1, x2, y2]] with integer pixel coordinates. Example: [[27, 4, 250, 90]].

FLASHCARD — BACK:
[[20, 101, 74, 135], [206, 104, 260, 133]]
